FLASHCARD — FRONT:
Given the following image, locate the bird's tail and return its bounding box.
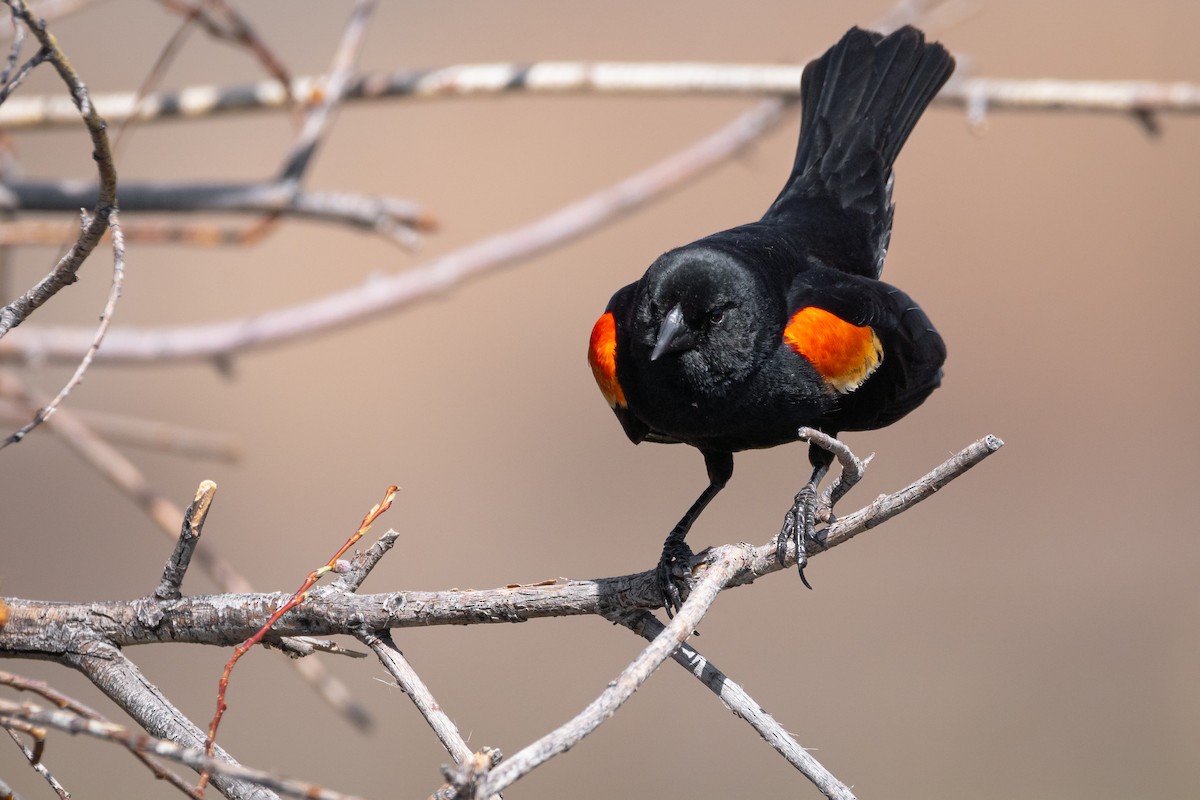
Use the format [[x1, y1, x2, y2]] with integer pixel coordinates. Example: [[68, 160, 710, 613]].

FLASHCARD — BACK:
[[765, 26, 954, 275]]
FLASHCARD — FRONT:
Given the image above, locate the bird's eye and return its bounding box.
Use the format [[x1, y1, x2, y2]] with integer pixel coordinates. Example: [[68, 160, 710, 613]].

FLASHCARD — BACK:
[[708, 309, 725, 325]]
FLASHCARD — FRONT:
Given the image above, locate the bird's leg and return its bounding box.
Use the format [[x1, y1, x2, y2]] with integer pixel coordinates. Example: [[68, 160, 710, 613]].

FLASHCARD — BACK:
[[777, 429, 869, 587], [778, 459, 829, 590], [658, 451, 732, 618]]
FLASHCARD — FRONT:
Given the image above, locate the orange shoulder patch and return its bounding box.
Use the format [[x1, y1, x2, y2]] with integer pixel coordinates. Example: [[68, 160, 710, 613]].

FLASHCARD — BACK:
[[784, 306, 882, 393], [588, 312, 627, 408]]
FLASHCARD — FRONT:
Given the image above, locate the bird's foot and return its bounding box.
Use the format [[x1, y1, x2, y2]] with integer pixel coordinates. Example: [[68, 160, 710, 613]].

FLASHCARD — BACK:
[[777, 484, 817, 589], [656, 536, 695, 618]]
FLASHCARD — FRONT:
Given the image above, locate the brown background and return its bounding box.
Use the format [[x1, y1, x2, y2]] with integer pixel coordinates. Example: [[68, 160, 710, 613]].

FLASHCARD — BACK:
[[2, 1, 1199, 797]]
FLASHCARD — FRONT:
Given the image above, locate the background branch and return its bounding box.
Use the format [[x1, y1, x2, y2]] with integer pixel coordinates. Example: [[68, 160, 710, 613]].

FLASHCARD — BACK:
[[0, 64, 1193, 130]]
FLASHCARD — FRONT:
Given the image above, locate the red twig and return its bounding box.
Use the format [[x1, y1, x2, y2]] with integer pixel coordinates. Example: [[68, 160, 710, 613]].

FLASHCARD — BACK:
[[198, 484, 398, 792]]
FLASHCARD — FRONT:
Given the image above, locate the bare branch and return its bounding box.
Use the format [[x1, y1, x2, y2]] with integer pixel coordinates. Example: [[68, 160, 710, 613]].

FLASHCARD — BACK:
[[1, 63, 1195, 130], [0, 436, 1003, 645], [468, 540, 738, 797], [1, 207, 124, 449], [612, 610, 856, 800], [0, 669, 202, 797], [156, 480, 217, 601], [0, 180, 433, 244], [0, 369, 376, 732], [0, 96, 788, 365], [276, 0, 377, 184], [0, 0, 116, 339], [0, 399, 242, 461], [0, 698, 366, 800], [63, 639, 278, 800], [4, 725, 69, 799], [357, 630, 476, 766]]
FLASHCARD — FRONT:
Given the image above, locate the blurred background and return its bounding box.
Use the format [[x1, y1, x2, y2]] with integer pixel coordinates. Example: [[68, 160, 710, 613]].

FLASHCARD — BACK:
[[2, 1, 1198, 797]]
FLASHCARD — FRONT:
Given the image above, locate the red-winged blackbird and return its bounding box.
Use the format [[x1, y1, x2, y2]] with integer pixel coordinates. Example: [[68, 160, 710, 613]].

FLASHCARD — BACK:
[[588, 26, 955, 615]]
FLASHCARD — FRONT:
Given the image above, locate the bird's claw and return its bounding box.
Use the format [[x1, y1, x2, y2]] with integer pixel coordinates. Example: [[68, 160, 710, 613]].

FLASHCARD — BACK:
[[657, 537, 695, 618], [777, 485, 817, 589]]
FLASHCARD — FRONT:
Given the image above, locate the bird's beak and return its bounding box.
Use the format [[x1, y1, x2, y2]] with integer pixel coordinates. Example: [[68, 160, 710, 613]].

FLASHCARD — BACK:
[[650, 304, 695, 361]]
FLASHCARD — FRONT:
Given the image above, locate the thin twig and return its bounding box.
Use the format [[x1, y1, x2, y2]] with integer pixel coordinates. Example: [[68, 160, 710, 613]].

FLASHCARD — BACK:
[[200, 484, 397, 788], [0, 698, 363, 800], [1, 207, 124, 449], [470, 543, 740, 798], [357, 630, 480, 768], [0, 96, 788, 365], [0, 669, 200, 798], [276, 0, 377, 184], [0, 398, 242, 461], [0, 0, 116, 339], [611, 610, 856, 800], [0, 367, 376, 732], [1, 64, 1195, 130], [0, 180, 433, 243], [4, 726, 68, 799], [65, 638, 279, 800]]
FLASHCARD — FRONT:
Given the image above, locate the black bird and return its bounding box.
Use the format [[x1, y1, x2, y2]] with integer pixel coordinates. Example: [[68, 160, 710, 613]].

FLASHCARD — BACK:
[[588, 26, 954, 615]]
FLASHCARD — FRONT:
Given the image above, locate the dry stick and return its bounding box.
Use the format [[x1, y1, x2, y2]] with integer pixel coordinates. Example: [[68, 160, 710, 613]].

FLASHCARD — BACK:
[[1, 207, 124, 449], [612, 610, 855, 800], [333, 528, 486, 770], [0, 399, 242, 461], [357, 630, 476, 766], [0, 698, 362, 800], [0, 96, 789, 365], [1, 62, 1195, 130], [0, 669, 199, 797], [0, 0, 116, 339], [156, 480, 218, 601], [0, 368, 376, 731]]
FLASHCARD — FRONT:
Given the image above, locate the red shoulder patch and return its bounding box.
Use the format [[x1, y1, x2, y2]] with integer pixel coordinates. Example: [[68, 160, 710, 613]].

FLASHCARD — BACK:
[[784, 306, 882, 393], [588, 312, 627, 408]]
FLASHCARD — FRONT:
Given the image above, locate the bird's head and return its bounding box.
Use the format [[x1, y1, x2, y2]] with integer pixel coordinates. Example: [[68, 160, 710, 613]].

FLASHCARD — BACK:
[[634, 246, 775, 391]]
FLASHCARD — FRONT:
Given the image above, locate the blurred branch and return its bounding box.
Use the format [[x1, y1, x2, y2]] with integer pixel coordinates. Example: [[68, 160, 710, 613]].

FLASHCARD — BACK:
[[1, 62, 1195, 130], [0, 397, 242, 460], [0, 95, 790, 365], [0, 670, 201, 797], [0, 180, 433, 244], [0, 697, 365, 800], [65, 639, 277, 800], [0, 368, 376, 733], [0, 207, 123, 449], [0, 0, 116, 339]]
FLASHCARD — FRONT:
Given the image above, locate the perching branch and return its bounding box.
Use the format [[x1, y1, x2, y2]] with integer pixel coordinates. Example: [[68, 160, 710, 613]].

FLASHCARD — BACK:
[[0, 436, 1002, 648]]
